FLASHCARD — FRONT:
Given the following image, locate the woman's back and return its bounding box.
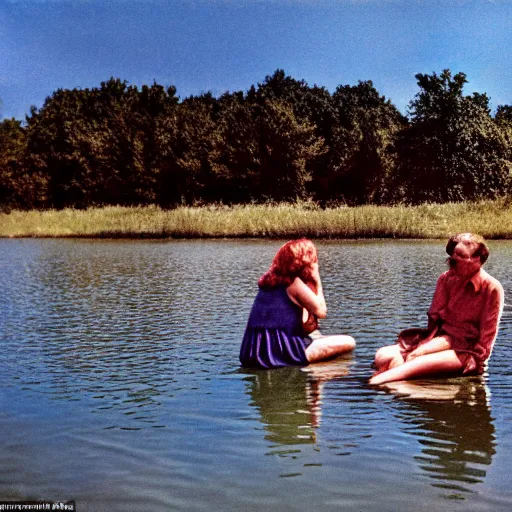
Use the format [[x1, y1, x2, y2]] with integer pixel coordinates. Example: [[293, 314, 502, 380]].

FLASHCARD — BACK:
[[240, 286, 308, 369], [246, 286, 303, 333]]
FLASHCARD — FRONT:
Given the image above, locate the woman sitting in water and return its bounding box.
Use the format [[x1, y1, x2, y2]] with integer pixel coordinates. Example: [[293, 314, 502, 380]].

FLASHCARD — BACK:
[[239, 239, 356, 369], [369, 233, 504, 385]]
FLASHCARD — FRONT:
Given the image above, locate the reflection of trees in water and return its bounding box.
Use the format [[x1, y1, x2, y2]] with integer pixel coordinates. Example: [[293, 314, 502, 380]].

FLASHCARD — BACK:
[[384, 377, 495, 499], [17, 243, 216, 423], [243, 367, 319, 453], [242, 359, 366, 460]]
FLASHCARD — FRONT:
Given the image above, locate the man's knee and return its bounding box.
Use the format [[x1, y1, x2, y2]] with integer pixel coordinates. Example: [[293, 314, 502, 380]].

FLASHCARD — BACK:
[[375, 344, 397, 361], [374, 344, 403, 370]]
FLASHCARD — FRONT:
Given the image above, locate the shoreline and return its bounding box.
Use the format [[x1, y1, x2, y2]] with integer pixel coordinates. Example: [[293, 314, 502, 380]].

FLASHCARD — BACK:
[[2, 201, 512, 239]]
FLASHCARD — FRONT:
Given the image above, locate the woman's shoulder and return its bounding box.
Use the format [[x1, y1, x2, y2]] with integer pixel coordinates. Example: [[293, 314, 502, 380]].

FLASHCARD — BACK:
[[258, 284, 288, 294], [256, 284, 290, 302]]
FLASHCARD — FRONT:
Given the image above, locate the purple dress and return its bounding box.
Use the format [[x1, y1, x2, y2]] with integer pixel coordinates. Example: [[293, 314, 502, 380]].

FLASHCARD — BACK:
[[239, 286, 310, 369]]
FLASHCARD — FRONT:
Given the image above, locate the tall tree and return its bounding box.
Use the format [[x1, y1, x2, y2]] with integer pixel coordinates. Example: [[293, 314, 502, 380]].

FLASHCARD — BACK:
[[24, 79, 180, 208], [327, 81, 406, 204], [255, 99, 326, 201], [395, 70, 511, 203], [157, 93, 220, 206], [495, 105, 512, 125], [0, 118, 29, 209], [494, 104, 512, 174], [210, 92, 260, 203]]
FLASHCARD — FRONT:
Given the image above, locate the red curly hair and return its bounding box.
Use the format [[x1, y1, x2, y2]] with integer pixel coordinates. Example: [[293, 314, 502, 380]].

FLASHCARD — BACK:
[[258, 239, 318, 290]]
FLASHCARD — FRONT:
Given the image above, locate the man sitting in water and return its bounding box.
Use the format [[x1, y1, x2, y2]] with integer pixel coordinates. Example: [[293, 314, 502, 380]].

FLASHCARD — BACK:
[[370, 233, 504, 385]]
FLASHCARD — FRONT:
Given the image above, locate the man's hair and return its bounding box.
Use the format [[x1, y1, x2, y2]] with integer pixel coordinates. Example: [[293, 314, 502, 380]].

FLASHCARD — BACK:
[[446, 233, 489, 264]]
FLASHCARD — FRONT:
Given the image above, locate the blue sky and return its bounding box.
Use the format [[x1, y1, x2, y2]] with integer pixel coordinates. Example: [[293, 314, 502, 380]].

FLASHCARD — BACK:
[[1, 0, 511, 120]]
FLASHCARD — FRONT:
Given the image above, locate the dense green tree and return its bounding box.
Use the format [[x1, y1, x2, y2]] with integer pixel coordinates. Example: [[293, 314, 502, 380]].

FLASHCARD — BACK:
[[247, 70, 406, 204], [157, 94, 220, 206], [211, 93, 260, 203], [495, 105, 512, 125], [24, 81, 127, 208], [24, 79, 180, 208], [255, 99, 326, 201], [247, 70, 336, 146], [326, 81, 406, 204], [2, 70, 509, 209], [494, 105, 512, 171], [0, 118, 28, 209], [248, 70, 308, 108], [395, 70, 511, 203], [165, 88, 326, 204]]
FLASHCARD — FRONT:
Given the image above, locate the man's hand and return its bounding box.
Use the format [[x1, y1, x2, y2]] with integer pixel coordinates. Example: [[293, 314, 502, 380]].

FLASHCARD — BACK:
[[405, 336, 452, 362], [405, 348, 424, 361]]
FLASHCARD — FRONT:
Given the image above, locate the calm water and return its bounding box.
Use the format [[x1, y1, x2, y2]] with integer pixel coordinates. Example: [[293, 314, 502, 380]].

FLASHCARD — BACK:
[[1, 238, 511, 511]]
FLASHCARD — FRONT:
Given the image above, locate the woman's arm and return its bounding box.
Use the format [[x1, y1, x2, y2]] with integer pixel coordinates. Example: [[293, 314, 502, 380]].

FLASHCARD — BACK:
[[287, 276, 327, 318], [310, 262, 325, 304]]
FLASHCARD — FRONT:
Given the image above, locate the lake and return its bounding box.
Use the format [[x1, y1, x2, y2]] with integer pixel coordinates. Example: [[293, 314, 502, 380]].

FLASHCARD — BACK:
[[1, 238, 511, 511]]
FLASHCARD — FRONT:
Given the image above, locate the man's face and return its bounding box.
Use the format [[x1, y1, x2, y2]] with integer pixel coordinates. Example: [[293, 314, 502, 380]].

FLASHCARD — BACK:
[[449, 241, 482, 277]]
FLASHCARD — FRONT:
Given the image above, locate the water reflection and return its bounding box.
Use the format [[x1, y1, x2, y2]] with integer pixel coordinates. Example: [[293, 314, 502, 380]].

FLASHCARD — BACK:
[[1, 239, 511, 511], [2, 240, 252, 428], [242, 358, 353, 454], [384, 377, 495, 499]]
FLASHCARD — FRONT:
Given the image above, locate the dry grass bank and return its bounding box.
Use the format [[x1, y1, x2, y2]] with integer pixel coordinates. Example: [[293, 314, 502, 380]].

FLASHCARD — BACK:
[[2, 201, 512, 239]]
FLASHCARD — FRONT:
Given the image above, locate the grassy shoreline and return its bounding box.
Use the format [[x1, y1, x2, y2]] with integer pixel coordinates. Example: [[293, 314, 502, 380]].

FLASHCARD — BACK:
[[2, 201, 512, 239]]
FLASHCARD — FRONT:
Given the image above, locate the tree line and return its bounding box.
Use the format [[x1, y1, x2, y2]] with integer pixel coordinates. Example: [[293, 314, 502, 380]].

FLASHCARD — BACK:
[[1, 69, 511, 210]]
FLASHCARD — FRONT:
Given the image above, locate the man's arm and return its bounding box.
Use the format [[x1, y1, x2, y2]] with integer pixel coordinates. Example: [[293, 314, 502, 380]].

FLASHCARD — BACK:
[[407, 273, 451, 360], [478, 282, 504, 363], [427, 272, 449, 331]]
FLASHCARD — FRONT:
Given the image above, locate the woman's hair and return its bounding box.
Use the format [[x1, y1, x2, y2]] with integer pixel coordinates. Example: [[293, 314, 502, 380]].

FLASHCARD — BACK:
[[258, 239, 318, 289], [446, 233, 489, 264]]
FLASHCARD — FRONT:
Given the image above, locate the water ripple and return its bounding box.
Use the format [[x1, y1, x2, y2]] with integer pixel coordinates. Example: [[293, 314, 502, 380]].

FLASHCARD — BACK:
[[1, 239, 512, 511]]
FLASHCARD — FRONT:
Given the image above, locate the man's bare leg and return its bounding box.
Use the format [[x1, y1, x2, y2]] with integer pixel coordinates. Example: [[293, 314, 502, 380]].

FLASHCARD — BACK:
[[369, 350, 464, 385], [373, 344, 405, 371]]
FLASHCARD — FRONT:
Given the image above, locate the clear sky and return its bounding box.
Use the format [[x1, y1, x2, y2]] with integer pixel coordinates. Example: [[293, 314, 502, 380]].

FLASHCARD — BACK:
[[1, 0, 511, 120]]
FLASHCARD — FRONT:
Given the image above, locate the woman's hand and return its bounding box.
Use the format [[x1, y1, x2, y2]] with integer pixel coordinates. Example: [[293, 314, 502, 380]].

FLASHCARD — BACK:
[[310, 262, 320, 281], [303, 310, 319, 334]]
